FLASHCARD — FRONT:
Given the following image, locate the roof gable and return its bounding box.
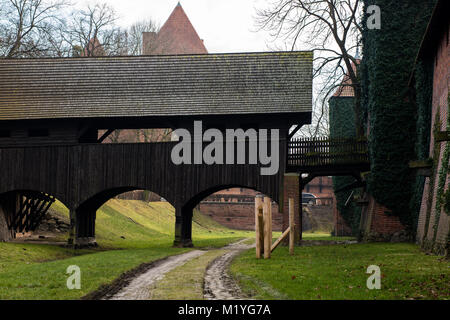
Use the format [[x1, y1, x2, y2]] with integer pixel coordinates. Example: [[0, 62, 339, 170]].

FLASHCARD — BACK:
[[332, 60, 360, 98], [150, 3, 208, 55]]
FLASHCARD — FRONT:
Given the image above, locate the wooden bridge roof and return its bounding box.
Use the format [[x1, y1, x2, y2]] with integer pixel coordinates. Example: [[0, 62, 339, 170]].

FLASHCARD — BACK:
[[0, 51, 312, 121]]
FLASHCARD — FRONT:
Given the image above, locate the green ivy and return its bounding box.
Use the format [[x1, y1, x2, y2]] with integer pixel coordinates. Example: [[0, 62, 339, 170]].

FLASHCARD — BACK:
[[410, 59, 435, 236], [422, 113, 443, 242], [329, 96, 362, 233], [433, 105, 450, 240], [443, 189, 450, 215], [361, 0, 436, 231]]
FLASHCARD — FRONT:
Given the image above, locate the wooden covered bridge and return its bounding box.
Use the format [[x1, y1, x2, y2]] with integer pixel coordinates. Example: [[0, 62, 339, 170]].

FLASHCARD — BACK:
[[0, 52, 368, 247]]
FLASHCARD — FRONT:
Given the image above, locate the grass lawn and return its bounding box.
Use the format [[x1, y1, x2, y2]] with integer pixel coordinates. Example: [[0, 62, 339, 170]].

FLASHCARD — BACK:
[[0, 199, 252, 300], [230, 242, 450, 300]]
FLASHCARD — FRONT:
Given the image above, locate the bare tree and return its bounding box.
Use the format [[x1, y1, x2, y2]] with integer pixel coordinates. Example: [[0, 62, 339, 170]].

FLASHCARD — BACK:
[[140, 128, 172, 142], [257, 0, 364, 138], [127, 19, 159, 56], [0, 0, 68, 58], [65, 3, 119, 57]]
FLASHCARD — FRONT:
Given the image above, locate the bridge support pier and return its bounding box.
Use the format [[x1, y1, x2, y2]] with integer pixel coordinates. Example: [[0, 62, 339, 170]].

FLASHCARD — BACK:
[[173, 206, 193, 248], [0, 197, 15, 241], [69, 208, 97, 248]]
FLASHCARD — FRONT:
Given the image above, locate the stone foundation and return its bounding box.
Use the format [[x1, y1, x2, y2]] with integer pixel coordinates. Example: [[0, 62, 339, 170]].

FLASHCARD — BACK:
[[71, 237, 98, 248]]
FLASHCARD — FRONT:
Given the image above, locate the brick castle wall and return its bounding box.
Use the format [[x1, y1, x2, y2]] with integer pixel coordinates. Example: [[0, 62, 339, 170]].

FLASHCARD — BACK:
[[369, 200, 405, 235], [332, 194, 352, 236], [416, 22, 449, 255], [197, 201, 284, 231], [198, 175, 335, 239]]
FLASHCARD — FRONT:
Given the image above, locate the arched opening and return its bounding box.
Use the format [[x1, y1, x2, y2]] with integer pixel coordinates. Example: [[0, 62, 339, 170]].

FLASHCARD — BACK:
[[196, 187, 282, 233], [0, 190, 70, 243], [178, 185, 279, 248], [74, 187, 176, 248]]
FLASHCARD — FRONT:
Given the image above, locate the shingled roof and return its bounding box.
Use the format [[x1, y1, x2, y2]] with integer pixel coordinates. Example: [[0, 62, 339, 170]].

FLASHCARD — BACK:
[[0, 51, 313, 121], [147, 3, 208, 55]]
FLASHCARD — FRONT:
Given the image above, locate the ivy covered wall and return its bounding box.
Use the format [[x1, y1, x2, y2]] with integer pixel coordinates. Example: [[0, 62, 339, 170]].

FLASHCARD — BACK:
[[329, 96, 362, 233], [410, 60, 434, 232], [361, 0, 436, 232]]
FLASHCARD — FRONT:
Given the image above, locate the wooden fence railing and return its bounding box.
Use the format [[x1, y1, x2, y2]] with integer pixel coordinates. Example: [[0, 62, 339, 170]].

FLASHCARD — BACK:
[[287, 137, 369, 168]]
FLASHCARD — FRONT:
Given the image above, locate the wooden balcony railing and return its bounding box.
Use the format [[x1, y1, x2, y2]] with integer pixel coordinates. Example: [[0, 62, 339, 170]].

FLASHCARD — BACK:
[[287, 137, 369, 168]]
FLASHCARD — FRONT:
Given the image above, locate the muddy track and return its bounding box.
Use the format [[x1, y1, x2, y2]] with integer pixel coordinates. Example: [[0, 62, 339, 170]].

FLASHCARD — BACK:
[[85, 250, 206, 300], [109, 250, 206, 300], [203, 239, 254, 300], [84, 239, 253, 300]]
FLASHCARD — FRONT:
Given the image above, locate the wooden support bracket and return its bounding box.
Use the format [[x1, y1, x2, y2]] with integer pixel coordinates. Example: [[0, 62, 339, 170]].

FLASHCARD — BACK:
[[271, 227, 290, 252], [435, 131, 450, 142]]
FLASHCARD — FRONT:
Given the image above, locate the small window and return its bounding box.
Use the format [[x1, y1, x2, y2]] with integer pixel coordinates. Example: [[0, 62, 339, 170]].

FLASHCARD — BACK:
[[0, 130, 11, 138], [28, 129, 49, 137]]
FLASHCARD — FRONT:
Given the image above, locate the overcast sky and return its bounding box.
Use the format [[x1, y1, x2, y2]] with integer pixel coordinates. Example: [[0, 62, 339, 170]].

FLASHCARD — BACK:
[[75, 0, 284, 53]]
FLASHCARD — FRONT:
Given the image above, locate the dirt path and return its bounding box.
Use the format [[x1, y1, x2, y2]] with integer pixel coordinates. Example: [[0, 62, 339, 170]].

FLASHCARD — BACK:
[[203, 239, 254, 300], [105, 239, 253, 300], [109, 250, 206, 300]]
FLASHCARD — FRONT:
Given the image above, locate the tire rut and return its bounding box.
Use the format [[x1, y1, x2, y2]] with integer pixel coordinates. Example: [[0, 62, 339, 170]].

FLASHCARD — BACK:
[[203, 239, 254, 300]]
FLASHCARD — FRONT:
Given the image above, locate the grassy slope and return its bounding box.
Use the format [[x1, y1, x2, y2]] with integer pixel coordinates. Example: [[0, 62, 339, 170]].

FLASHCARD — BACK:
[[230, 243, 450, 300], [0, 199, 252, 300], [50, 199, 252, 249]]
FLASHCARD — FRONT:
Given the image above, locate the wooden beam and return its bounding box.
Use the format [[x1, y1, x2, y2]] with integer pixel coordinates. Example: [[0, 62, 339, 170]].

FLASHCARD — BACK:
[[255, 195, 264, 259], [264, 197, 272, 259], [298, 176, 303, 242], [409, 159, 433, 169], [435, 131, 450, 142], [98, 129, 116, 143], [417, 168, 433, 177], [288, 125, 302, 140], [268, 197, 272, 252], [271, 227, 290, 252], [409, 159, 433, 177], [289, 198, 295, 255]]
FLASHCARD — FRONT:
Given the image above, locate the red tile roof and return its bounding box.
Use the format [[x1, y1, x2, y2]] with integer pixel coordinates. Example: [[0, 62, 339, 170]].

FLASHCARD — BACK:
[[332, 59, 360, 97], [82, 37, 105, 57], [149, 3, 208, 55]]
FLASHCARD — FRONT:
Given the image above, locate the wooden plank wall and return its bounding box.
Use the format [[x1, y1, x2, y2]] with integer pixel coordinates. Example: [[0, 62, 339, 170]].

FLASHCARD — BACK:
[[0, 141, 285, 211]]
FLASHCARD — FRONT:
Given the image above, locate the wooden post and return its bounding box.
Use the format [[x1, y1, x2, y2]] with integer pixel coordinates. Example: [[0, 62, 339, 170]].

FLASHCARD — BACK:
[[255, 195, 264, 259], [264, 197, 271, 259], [258, 208, 264, 255], [298, 177, 303, 243], [268, 198, 272, 250], [289, 198, 295, 255]]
